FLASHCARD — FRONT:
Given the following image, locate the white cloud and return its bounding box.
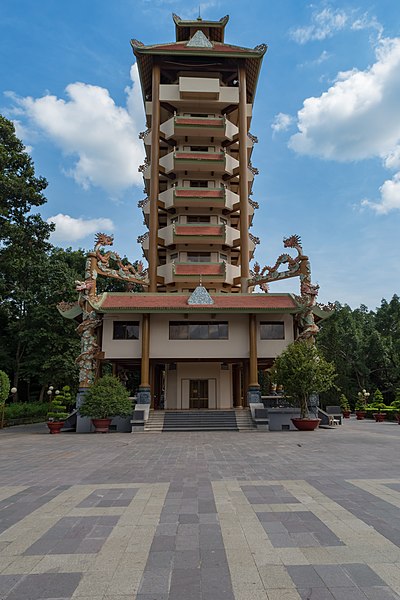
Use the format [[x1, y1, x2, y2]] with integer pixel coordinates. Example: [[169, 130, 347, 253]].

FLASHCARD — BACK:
[[290, 6, 382, 44], [47, 214, 114, 243], [290, 7, 349, 44], [362, 173, 400, 214], [289, 36, 400, 213], [271, 112, 294, 134], [10, 64, 145, 196]]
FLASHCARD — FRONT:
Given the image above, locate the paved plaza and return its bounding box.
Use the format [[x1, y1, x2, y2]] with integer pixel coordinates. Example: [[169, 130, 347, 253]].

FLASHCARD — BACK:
[[1, 419, 400, 599]]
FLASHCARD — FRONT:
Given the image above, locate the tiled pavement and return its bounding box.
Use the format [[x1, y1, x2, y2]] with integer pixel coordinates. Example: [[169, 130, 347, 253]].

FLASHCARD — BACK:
[[1, 418, 400, 599]]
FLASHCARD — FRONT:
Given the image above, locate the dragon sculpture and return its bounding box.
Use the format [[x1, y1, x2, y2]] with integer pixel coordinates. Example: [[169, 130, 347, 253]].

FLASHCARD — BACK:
[[73, 232, 149, 387], [248, 234, 321, 342], [84, 232, 148, 297]]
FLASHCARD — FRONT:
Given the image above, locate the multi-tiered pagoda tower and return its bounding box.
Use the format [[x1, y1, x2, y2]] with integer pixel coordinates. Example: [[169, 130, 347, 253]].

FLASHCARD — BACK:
[[60, 14, 323, 431], [134, 14, 264, 296]]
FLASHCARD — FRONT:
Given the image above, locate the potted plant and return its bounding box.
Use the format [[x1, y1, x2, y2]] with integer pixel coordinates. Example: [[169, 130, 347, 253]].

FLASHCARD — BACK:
[[371, 389, 387, 422], [78, 375, 132, 433], [391, 390, 400, 423], [339, 394, 351, 418], [47, 386, 70, 434], [355, 389, 369, 419], [273, 341, 336, 431]]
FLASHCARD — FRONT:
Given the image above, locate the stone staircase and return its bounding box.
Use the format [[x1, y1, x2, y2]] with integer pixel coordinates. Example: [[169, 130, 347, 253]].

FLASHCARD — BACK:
[[144, 410, 165, 432], [235, 408, 257, 431], [162, 410, 238, 432]]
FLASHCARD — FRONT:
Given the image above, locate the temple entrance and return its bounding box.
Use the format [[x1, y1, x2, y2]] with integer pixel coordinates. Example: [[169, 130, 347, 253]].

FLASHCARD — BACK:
[[189, 379, 208, 409]]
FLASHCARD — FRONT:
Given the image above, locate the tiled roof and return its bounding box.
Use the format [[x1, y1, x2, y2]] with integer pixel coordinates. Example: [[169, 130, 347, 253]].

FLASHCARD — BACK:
[[134, 41, 261, 55], [94, 293, 298, 313]]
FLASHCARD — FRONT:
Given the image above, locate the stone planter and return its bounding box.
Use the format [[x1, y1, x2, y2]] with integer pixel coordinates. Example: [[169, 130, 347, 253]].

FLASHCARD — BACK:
[[355, 411, 366, 420], [342, 410, 351, 419]]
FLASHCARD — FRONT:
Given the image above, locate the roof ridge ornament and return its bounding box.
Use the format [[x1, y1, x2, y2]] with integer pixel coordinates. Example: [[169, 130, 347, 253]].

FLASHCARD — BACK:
[[187, 284, 214, 305], [187, 29, 213, 48]]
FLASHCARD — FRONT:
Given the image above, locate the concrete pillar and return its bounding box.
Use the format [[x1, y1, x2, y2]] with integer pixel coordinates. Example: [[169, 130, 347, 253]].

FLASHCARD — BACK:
[[238, 65, 249, 293], [248, 314, 261, 403], [149, 63, 160, 293], [137, 313, 151, 405]]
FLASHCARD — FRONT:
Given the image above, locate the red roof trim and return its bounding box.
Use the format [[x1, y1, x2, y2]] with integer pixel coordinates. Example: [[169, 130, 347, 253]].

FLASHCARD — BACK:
[[98, 294, 297, 311]]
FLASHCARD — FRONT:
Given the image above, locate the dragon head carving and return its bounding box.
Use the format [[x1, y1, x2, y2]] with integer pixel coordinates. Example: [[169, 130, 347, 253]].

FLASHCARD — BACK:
[[283, 234, 302, 251], [94, 232, 114, 249]]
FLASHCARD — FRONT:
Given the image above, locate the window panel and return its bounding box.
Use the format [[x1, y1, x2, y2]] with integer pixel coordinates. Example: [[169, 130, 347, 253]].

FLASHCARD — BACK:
[[260, 322, 285, 340], [169, 321, 229, 340], [113, 321, 139, 340]]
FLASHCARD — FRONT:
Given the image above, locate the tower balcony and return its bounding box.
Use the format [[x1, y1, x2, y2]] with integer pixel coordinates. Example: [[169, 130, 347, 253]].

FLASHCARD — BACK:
[[159, 186, 238, 211], [159, 150, 238, 174], [157, 79, 239, 107], [158, 222, 240, 247], [160, 115, 237, 141], [157, 261, 241, 286]]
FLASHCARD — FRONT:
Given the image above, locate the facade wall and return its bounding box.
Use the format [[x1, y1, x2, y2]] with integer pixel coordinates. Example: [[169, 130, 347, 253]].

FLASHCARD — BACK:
[[101, 312, 294, 360], [102, 315, 142, 359]]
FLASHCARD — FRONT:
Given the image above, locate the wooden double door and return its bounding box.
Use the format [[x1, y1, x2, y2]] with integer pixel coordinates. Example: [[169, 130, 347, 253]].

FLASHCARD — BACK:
[[189, 379, 208, 409]]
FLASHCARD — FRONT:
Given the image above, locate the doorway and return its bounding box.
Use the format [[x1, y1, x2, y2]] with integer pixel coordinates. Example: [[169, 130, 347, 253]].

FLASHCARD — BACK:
[[189, 380, 208, 409]]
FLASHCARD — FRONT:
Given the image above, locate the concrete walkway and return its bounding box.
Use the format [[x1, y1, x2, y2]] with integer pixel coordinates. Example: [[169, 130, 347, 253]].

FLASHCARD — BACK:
[[0, 418, 400, 599]]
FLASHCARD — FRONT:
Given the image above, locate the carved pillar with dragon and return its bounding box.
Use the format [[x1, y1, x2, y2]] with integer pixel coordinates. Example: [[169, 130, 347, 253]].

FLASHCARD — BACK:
[[248, 234, 320, 343], [74, 233, 149, 390]]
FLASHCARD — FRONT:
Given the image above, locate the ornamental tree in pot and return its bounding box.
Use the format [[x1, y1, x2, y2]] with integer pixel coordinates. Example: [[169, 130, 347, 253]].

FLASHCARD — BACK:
[[273, 341, 336, 431], [355, 389, 370, 420], [47, 386, 70, 434], [78, 375, 132, 433], [339, 394, 351, 418]]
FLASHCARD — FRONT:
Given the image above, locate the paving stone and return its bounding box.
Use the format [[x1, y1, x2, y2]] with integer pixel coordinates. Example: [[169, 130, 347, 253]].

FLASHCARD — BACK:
[[6, 572, 81, 599]]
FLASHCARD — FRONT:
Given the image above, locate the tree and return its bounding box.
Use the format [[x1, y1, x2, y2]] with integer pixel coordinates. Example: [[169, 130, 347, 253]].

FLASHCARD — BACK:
[[0, 115, 53, 397], [273, 341, 337, 418]]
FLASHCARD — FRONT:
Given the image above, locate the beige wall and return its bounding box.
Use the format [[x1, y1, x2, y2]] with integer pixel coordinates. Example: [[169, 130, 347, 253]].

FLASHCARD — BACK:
[[257, 314, 294, 358], [102, 312, 294, 360], [102, 315, 142, 359]]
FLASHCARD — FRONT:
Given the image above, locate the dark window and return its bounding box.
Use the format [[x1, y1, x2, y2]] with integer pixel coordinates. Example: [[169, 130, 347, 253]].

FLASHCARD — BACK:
[[189, 180, 208, 187], [260, 322, 285, 340], [190, 146, 209, 152], [187, 215, 211, 223], [113, 321, 139, 340], [190, 113, 209, 118], [169, 321, 229, 340], [187, 252, 211, 262]]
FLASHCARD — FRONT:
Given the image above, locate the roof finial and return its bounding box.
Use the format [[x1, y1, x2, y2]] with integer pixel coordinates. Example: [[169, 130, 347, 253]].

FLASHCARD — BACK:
[[197, 5, 202, 20], [199, 274, 203, 286]]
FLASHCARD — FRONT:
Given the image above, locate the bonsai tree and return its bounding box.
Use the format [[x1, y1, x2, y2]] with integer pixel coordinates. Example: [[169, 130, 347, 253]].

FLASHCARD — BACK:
[[79, 375, 132, 419], [47, 386, 69, 422], [273, 341, 336, 419], [339, 394, 350, 413]]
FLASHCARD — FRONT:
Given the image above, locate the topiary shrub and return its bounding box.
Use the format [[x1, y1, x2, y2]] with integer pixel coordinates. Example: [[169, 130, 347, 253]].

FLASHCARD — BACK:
[[79, 376, 132, 419], [47, 386, 70, 422]]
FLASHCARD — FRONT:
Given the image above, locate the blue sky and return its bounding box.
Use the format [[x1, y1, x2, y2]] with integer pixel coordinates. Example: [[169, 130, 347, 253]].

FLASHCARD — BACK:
[[1, 0, 400, 309]]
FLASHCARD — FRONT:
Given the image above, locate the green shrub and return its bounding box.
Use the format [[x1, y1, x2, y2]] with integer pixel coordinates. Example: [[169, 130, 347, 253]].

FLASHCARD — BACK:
[[339, 394, 350, 411], [0, 371, 10, 403], [373, 389, 384, 404], [79, 376, 132, 419], [5, 402, 48, 421]]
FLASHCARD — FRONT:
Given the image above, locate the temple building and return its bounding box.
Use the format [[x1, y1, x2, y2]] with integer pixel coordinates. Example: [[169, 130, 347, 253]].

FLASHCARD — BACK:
[[59, 14, 326, 429]]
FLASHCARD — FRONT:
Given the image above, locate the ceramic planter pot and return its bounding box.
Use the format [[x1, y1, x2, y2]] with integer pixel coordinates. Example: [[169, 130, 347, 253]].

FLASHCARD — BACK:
[[291, 418, 321, 431], [47, 421, 64, 434], [91, 418, 112, 433], [342, 411, 351, 419], [355, 411, 366, 420], [373, 413, 386, 422]]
